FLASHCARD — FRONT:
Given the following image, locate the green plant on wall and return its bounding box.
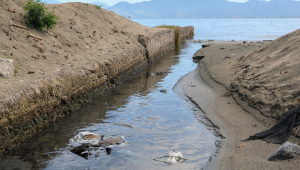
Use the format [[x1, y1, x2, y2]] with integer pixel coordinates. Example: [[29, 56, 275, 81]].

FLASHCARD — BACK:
[[156, 25, 181, 48], [20, 0, 58, 30]]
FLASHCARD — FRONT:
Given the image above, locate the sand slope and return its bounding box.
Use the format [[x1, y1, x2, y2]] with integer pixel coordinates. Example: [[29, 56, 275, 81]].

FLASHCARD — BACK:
[[0, 0, 159, 98], [232, 30, 300, 120]]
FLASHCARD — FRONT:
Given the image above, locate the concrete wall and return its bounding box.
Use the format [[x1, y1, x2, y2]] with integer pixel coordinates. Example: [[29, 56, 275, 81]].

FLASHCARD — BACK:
[[0, 26, 194, 153], [180, 26, 194, 40], [139, 29, 175, 63]]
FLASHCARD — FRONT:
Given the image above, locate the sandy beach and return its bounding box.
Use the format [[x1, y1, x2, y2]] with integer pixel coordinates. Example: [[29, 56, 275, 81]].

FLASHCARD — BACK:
[[175, 41, 300, 169]]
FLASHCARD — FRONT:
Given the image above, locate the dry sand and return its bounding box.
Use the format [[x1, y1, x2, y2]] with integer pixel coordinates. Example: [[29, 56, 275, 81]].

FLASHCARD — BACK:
[[175, 40, 300, 169], [0, 0, 161, 98]]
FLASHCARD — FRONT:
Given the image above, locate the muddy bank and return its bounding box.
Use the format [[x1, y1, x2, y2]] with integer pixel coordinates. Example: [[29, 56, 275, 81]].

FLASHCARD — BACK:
[[182, 41, 300, 169], [0, 0, 194, 154]]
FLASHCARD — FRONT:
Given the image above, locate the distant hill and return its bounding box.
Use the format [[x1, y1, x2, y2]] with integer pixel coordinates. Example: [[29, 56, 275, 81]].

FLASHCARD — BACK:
[[107, 0, 300, 18]]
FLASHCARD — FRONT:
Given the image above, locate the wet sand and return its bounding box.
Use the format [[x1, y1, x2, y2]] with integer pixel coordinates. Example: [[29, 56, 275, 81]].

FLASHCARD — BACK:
[[175, 42, 300, 169]]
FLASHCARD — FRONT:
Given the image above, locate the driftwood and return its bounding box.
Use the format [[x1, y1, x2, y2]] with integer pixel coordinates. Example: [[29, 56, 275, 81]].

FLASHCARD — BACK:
[[12, 24, 28, 30], [28, 33, 42, 40]]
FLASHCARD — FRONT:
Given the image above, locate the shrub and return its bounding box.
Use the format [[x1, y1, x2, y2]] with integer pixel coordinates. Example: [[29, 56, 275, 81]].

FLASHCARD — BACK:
[[20, 0, 57, 30], [95, 4, 103, 9]]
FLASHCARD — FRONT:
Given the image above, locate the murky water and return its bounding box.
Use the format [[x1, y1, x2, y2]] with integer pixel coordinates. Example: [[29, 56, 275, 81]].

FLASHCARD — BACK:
[[0, 41, 221, 170]]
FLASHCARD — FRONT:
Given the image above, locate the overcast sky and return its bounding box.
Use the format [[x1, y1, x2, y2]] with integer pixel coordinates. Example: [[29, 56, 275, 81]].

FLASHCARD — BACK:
[[51, 0, 273, 6]]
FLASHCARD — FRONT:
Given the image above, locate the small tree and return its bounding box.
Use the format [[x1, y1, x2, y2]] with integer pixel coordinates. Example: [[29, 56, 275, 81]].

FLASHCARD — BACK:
[[20, 0, 57, 30]]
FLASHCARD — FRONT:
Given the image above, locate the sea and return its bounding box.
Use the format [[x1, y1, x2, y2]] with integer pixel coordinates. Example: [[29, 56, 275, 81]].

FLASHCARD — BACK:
[[132, 18, 300, 41]]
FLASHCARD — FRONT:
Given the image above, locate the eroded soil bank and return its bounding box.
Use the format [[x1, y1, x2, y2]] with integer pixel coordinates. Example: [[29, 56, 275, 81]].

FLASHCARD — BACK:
[[0, 0, 193, 154]]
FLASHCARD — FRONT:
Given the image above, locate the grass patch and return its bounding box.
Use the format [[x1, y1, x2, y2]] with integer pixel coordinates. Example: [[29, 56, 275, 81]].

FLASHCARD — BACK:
[[95, 4, 103, 9], [156, 25, 181, 48]]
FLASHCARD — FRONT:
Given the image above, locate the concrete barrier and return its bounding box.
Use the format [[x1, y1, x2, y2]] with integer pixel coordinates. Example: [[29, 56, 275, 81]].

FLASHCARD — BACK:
[[139, 29, 175, 63], [180, 26, 194, 40]]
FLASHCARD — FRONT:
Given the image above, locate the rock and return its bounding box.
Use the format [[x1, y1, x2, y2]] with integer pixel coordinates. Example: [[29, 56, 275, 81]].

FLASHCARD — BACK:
[[61, 96, 68, 104], [0, 58, 15, 78], [268, 142, 300, 161], [150, 72, 168, 76], [192, 55, 205, 62], [202, 44, 210, 48], [70, 144, 90, 159]]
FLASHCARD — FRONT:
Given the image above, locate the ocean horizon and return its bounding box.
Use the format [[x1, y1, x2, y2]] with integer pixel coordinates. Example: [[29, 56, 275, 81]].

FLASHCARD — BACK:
[[132, 18, 300, 41]]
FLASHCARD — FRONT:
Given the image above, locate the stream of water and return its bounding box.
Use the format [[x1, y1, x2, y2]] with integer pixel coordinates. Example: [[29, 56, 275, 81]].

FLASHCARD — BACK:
[[0, 41, 221, 170]]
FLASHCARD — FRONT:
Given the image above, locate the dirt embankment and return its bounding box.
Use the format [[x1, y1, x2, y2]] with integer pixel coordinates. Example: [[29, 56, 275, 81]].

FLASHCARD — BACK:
[[0, 0, 194, 154], [231, 30, 300, 121], [190, 29, 300, 169]]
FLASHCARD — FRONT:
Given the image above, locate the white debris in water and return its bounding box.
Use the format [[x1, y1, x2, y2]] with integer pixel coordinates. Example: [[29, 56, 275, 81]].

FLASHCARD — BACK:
[[165, 151, 184, 163], [69, 131, 100, 146], [69, 131, 128, 148]]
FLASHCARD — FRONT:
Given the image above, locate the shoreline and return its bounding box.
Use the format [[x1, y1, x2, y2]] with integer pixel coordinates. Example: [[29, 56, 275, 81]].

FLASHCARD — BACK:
[[175, 42, 300, 169]]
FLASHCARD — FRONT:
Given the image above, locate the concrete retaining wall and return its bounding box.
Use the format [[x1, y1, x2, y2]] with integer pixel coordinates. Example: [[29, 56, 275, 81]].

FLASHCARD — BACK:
[[0, 26, 194, 153], [139, 29, 175, 63], [180, 26, 194, 40]]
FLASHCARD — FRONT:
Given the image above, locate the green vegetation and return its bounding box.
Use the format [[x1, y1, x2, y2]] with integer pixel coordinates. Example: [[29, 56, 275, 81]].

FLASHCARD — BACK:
[[95, 4, 103, 9], [85, 3, 89, 6], [20, 0, 58, 30], [156, 25, 181, 48]]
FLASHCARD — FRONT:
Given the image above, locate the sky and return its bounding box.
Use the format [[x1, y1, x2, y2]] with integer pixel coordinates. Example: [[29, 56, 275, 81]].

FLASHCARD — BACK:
[[49, 0, 277, 7]]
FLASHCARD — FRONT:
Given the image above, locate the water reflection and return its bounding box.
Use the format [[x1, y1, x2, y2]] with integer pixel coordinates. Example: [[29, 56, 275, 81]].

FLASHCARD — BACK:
[[1, 41, 221, 170]]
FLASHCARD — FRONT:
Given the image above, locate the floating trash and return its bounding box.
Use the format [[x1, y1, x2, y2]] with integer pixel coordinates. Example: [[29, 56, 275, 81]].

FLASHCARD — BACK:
[[69, 131, 129, 159], [159, 89, 167, 93], [153, 151, 186, 164]]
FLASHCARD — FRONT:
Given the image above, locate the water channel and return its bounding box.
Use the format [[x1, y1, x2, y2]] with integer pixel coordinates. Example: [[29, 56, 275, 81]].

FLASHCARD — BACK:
[[0, 40, 222, 169]]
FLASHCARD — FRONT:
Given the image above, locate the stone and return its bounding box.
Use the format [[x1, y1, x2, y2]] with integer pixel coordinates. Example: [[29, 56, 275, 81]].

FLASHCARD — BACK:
[[202, 44, 210, 48], [268, 142, 300, 161], [0, 58, 15, 78], [61, 96, 68, 103]]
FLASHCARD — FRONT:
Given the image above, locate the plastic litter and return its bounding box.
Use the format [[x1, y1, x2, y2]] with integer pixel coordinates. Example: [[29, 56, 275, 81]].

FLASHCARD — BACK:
[[69, 131, 128, 159], [153, 151, 187, 164], [165, 151, 184, 163]]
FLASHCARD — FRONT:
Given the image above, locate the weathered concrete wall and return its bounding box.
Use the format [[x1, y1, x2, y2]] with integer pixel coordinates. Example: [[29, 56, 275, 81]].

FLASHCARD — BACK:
[[138, 29, 175, 63], [180, 26, 194, 40], [0, 26, 194, 153]]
